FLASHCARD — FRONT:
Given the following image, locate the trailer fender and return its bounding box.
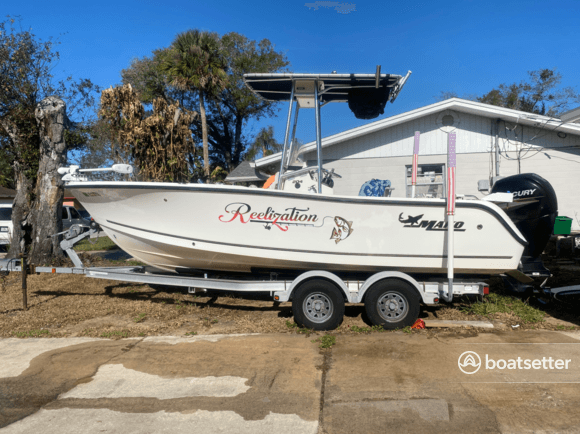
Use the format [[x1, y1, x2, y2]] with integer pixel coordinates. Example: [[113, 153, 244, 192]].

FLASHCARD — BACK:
[[358, 272, 423, 304], [286, 270, 352, 302]]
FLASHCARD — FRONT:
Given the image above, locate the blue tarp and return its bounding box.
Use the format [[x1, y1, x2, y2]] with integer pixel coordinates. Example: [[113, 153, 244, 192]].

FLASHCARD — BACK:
[[358, 179, 391, 197]]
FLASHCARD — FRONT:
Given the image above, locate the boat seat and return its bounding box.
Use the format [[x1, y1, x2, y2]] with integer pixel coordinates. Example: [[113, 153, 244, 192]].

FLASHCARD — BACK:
[[358, 179, 392, 197]]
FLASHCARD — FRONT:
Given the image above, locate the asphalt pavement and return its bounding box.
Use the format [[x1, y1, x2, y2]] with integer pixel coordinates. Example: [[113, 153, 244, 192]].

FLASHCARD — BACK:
[[1, 331, 580, 433]]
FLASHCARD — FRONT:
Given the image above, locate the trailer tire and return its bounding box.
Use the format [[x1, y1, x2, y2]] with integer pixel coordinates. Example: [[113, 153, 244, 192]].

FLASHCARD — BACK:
[[292, 279, 345, 331], [364, 280, 420, 330]]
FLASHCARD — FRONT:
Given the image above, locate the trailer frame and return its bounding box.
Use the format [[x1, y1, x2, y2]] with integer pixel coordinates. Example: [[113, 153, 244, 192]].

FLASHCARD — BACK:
[[0, 225, 488, 330]]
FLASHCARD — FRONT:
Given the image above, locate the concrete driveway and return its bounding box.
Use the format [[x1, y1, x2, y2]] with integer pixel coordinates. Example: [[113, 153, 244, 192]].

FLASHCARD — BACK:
[[1, 331, 580, 433]]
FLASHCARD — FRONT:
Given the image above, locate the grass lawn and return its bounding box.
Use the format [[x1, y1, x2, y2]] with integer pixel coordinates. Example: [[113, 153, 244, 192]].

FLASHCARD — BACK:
[[461, 293, 546, 324], [73, 235, 118, 251]]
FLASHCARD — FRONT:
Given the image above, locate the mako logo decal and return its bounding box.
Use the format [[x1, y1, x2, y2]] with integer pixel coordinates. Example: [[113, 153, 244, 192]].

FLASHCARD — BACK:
[[398, 213, 466, 231]]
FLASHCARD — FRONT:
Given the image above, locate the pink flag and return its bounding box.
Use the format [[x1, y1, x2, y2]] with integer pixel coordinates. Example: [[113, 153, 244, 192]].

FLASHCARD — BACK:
[[411, 131, 420, 185], [447, 132, 456, 215]]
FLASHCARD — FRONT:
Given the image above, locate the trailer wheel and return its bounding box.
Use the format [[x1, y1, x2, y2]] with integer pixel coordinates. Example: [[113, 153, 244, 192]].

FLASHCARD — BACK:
[[364, 280, 420, 330], [292, 279, 345, 331]]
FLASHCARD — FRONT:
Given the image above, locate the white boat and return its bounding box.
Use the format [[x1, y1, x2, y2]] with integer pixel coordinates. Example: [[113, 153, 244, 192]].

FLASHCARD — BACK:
[[62, 182, 527, 274], [63, 69, 556, 278]]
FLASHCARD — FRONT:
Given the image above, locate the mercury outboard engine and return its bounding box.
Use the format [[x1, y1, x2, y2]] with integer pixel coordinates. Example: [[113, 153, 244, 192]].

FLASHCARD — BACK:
[[490, 173, 558, 277]]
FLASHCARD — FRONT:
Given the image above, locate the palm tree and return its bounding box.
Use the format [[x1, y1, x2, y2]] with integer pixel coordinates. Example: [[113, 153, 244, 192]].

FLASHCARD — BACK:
[[246, 126, 281, 160], [161, 30, 227, 179]]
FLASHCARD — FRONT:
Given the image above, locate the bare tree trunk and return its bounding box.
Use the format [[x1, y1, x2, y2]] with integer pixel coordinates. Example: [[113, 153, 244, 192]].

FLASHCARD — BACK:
[[9, 162, 33, 259], [233, 115, 244, 169], [199, 91, 210, 179], [8, 96, 68, 264]]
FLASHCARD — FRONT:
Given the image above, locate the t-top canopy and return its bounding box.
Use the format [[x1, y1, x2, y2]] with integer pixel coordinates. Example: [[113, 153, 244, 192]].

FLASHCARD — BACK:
[[243, 70, 411, 120], [244, 72, 406, 103]]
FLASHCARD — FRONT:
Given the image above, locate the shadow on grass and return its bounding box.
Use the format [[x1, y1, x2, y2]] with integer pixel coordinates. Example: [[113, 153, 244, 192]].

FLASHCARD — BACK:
[[483, 275, 580, 327], [26, 283, 295, 315]]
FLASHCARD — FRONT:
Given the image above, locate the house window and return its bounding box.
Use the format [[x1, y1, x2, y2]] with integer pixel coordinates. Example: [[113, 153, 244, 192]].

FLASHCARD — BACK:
[[405, 163, 445, 198], [441, 114, 455, 126], [436, 110, 460, 132]]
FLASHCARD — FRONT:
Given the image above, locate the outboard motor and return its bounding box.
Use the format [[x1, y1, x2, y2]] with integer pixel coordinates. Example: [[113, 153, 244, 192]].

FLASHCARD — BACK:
[[490, 173, 558, 277]]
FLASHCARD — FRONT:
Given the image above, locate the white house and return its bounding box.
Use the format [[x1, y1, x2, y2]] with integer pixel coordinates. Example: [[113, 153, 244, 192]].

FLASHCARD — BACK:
[[0, 186, 16, 205], [253, 98, 580, 228]]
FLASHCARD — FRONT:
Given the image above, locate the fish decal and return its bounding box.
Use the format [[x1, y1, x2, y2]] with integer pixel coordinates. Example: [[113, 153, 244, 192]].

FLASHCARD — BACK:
[[398, 213, 424, 225], [330, 216, 353, 244]]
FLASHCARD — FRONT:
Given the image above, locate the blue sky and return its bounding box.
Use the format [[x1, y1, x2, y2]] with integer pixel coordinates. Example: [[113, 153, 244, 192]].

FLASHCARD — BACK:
[[9, 0, 580, 148]]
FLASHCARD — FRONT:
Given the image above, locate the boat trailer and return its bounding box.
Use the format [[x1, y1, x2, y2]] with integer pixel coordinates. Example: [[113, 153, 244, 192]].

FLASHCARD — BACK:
[[1, 225, 489, 331]]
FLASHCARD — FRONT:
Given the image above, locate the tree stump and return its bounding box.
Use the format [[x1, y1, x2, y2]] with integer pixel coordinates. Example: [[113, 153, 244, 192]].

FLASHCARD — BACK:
[[9, 96, 68, 264]]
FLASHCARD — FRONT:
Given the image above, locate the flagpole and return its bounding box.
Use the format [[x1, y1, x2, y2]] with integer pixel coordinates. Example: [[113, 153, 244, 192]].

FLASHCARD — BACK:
[[411, 131, 420, 198], [446, 132, 457, 302]]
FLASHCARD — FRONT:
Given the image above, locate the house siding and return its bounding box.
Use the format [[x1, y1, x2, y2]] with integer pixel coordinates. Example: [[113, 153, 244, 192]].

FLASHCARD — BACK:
[[308, 111, 496, 160], [303, 110, 580, 229]]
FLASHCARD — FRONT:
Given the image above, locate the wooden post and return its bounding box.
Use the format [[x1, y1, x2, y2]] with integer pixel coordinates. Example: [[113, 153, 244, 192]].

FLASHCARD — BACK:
[[21, 254, 27, 311]]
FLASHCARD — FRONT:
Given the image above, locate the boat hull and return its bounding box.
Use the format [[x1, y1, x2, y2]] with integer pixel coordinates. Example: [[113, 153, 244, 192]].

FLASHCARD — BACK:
[[68, 182, 526, 275]]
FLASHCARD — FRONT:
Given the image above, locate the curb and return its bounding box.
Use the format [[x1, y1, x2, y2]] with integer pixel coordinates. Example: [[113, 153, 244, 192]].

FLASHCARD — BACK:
[[424, 320, 494, 329]]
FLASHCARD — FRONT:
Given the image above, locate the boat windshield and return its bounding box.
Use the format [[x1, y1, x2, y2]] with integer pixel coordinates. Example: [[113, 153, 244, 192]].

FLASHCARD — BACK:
[[286, 139, 307, 167]]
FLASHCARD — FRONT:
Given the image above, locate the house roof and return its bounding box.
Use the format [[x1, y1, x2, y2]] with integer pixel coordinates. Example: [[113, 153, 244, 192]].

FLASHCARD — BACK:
[[255, 98, 580, 168], [0, 186, 16, 198], [225, 160, 270, 183], [561, 106, 580, 123]]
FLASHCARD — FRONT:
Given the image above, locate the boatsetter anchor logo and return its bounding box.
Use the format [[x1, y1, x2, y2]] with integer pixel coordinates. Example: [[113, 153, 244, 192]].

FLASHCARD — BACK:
[[458, 351, 482, 374]]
